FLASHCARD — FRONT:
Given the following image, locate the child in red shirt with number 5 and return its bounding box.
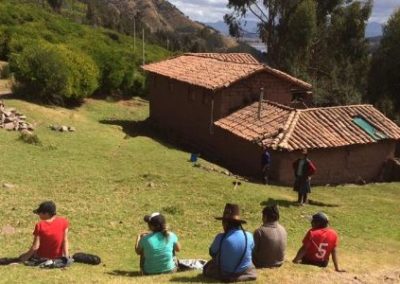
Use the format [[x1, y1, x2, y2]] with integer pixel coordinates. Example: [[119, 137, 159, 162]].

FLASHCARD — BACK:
[[19, 201, 69, 261], [293, 212, 345, 272]]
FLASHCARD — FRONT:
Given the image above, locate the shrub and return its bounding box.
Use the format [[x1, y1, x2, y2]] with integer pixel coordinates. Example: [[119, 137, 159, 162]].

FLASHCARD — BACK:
[[88, 47, 137, 96], [9, 42, 99, 104], [18, 131, 41, 146], [0, 64, 10, 79]]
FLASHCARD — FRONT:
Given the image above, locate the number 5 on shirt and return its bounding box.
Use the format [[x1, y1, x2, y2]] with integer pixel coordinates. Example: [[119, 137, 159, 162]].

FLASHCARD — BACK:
[[315, 243, 328, 259]]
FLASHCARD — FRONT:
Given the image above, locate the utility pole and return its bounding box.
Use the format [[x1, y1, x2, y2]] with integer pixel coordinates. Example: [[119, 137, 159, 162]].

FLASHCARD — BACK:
[[133, 17, 136, 52], [142, 28, 145, 66], [258, 87, 264, 120]]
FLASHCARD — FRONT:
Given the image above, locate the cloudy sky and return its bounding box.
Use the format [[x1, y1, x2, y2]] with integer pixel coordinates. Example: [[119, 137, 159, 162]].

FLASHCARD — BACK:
[[169, 0, 400, 24]]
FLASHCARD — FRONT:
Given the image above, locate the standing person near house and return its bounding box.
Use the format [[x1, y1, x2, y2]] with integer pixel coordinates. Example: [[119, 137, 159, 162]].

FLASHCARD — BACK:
[[292, 212, 345, 272], [261, 145, 271, 184], [293, 149, 316, 205], [19, 201, 69, 262], [135, 212, 181, 275], [203, 203, 257, 282], [253, 205, 287, 268]]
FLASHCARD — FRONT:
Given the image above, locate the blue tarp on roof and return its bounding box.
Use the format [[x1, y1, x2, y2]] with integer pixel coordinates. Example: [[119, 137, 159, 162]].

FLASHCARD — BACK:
[[353, 116, 387, 141]]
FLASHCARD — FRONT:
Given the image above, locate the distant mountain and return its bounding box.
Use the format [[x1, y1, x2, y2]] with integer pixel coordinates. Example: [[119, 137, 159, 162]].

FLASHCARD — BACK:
[[207, 20, 384, 39], [366, 22, 383, 38], [205, 21, 230, 35], [81, 0, 240, 51], [205, 20, 259, 37]]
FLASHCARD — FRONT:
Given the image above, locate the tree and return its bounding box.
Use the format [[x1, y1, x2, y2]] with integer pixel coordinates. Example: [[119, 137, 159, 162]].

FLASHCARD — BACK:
[[368, 9, 400, 121], [47, 0, 63, 13], [225, 0, 372, 106], [10, 43, 99, 105]]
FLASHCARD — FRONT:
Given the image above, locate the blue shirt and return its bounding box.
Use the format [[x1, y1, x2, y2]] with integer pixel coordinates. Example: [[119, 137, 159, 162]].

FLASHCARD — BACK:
[[138, 232, 178, 274], [261, 150, 271, 167], [209, 229, 254, 274]]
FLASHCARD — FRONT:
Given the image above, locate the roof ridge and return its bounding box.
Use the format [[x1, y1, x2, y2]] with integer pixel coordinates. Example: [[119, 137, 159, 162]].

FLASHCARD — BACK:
[[262, 65, 312, 89], [274, 110, 301, 150], [264, 100, 295, 111], [184, 53, 261, 65], [300, 104, 374, 112]]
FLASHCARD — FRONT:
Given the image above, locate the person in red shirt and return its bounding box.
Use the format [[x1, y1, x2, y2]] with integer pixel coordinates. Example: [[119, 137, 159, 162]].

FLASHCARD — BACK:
[[293, 212, 345, 272], [19, 201, 69, 261]]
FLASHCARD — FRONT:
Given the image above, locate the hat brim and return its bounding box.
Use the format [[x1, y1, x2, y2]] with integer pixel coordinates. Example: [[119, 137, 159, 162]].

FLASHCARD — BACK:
[[215, 217, 247, 224], [33, 209, 40, 214]]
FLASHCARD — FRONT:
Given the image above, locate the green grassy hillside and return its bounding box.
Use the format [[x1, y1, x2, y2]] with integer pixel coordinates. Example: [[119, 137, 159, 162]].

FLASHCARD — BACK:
[[0, 0, 170, 98], [0, 97, 399, 283]]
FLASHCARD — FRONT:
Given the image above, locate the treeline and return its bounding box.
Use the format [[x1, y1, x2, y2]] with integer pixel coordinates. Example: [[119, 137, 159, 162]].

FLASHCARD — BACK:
[[225, 0, 400, 121], [0, 1, 169, 105]]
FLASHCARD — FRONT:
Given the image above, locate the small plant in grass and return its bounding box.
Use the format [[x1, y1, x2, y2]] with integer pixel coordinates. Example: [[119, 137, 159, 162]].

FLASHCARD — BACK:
[[18, 131, 41, 146]]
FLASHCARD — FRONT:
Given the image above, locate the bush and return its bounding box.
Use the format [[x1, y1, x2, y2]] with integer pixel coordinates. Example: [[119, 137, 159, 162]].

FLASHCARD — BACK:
[[18, 131, 41, 146], [9, 42, 99, 104], [88, 47, 137, 96], [0, 64, 10, 79]]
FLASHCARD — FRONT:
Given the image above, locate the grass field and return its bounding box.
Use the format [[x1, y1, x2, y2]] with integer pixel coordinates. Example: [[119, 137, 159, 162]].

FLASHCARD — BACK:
[[0, 97, 399, 283]]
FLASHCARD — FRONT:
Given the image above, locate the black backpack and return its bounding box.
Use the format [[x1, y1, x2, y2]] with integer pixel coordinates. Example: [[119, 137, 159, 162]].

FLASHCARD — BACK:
[[72, 253, 101, 265]]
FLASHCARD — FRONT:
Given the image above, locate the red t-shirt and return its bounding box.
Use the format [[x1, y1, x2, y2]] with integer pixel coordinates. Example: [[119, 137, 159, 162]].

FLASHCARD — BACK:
[[302, 227, 338, 262], [33, 217, 69, 259]]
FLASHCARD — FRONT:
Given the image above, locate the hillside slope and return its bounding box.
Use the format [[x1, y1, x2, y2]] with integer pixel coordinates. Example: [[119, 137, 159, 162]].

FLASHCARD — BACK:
[[0, 1, 170, 98], [0, 97, 399, 283], [82, 0, 240, 51]]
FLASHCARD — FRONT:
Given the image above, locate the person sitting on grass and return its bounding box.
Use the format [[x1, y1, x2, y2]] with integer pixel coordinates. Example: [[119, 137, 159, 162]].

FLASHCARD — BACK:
[[203, 203, 257, 282], [253, 205, 287, 268], [19, 201, 69, 262], [135, 212, 181, 275], [292, 212, 345, 272]]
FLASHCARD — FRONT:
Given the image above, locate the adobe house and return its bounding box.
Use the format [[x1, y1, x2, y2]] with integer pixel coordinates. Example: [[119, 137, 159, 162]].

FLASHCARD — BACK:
[[214, 101, 400, 185], [142, 53, 311, 149]]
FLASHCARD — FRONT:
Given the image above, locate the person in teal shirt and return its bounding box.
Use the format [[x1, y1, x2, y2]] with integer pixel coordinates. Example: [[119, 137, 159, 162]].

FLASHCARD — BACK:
[[135, 212, 181, 275]]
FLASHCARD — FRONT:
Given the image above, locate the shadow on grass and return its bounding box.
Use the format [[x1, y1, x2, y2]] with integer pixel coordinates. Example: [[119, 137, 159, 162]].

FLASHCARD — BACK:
[[308, 199, 339, 208], [169, 274, 218, 283], [260, 198, 339, 208], [106, 270, 142, 277], [99, 118, 180, 151], [106, 270, 215, 283]]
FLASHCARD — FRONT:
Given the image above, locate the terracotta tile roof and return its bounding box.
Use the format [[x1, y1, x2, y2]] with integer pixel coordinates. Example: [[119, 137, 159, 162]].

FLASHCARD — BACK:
[[184, 53, 261, 64], [142, 53, 311, 91], [215, 101, 400, 151]]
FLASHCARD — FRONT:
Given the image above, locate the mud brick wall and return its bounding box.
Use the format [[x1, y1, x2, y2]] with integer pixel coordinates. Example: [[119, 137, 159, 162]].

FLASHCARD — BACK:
[[216, 71, 309, 119]]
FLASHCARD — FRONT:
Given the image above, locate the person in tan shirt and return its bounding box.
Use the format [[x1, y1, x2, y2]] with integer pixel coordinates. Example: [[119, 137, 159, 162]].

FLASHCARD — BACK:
[[253, 205, 287, 268]]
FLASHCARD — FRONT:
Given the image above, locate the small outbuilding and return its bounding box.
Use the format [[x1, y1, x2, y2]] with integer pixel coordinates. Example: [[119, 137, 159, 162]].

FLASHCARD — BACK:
[[214, 101, 400, 185]]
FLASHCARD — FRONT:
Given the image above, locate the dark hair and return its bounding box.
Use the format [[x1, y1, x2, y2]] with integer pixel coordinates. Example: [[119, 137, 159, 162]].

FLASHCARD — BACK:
[[312, 219, 328, 229], [262, 205, 280, 222], [222, 219, 241, 232], [149, 215, 169, 238]]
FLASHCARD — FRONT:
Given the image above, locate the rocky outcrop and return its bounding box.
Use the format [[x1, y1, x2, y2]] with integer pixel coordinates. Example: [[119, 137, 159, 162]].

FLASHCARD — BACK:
[[0, 101, 34, 132]]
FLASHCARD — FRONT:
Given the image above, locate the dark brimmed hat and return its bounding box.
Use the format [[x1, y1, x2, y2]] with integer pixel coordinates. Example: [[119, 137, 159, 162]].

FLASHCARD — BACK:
[[33, 201, 56, 215], [215, 203, 246, 224]]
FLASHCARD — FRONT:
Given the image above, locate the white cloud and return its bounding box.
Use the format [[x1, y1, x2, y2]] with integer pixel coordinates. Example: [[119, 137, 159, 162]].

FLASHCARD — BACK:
[[169, 0, 400, 24], [370, 0, 400, 23]]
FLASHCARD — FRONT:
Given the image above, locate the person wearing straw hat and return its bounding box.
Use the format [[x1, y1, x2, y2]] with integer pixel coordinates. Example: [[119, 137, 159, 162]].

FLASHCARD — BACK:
[[135, 212, 181, 275], [293, 149, 316, 205], [292, 212, 345, 272], [203, 203, 257, 282]]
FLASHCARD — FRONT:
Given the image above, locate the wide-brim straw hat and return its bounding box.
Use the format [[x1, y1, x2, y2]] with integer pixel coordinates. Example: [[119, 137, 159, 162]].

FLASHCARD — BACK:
[[215, 203, 247, 224]]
